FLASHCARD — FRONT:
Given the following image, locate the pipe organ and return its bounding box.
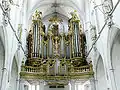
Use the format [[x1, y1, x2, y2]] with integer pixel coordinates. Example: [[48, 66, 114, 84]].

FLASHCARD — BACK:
[[21, 10, 93, 86]]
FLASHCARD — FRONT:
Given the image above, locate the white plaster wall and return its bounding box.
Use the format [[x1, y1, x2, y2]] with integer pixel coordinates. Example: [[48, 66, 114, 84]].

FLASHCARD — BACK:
[[84, 0, 120, 90], [0, 0, 27, 90]]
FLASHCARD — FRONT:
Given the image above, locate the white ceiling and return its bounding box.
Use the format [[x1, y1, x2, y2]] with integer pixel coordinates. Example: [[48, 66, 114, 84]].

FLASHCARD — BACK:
[[27, 0, 85, 21]]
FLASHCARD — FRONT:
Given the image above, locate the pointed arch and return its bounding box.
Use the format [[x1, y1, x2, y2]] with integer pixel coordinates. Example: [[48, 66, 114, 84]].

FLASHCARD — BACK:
[[96, 54, 107, 90], [8, 56, 19, 90], [110, 27, 120, 90]]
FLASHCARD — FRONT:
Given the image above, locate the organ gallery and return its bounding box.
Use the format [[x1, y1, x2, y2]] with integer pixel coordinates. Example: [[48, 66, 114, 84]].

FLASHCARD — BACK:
[[20, 10, 93, 86]]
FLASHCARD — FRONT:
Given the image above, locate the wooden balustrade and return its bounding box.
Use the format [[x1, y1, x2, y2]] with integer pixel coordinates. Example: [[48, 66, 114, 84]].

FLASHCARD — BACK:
[[21, 66, 44, 73], [68, 65, 91, 74], [21, 65, 92, 75], [74, 66, 90, 72], [20, 65, 94, 80]]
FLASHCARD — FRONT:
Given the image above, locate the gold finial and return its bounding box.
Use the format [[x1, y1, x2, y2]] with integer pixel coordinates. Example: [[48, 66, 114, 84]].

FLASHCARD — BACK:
[[70, 10, 79, 20], [74, 10, 77, 12], [32, 10, 42, 20]]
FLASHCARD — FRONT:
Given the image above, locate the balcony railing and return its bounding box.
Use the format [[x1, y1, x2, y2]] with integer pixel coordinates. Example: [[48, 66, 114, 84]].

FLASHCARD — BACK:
[[20, 64, 94, 80], [21, 66, 44, 73]]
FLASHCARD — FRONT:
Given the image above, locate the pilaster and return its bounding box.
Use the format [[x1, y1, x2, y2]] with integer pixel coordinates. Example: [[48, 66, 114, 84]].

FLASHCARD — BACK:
[[19, 79, 25, 90], [0, 68, 9, 90], [89, 77, 96, 90]]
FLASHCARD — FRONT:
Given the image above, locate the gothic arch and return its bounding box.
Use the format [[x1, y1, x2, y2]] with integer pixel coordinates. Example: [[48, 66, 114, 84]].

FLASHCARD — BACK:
[[110, 28, 120, 90], [8, 56, 18, 90], [96, 55, 107, 90], [108, 25, 120, 50]]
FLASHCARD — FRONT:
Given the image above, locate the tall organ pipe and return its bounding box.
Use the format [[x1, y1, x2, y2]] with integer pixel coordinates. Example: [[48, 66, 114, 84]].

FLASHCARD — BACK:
[[48, 36, 53, 58], [33, 24, 35, 57], [66, 44, 70, 59], [73, 22, 81, 57], [39, 34, 42, 58], [33, 23, 39, 57], [60, 35, 65, 58], [36, 23, 38, 56], [43, 36, 47, 59]]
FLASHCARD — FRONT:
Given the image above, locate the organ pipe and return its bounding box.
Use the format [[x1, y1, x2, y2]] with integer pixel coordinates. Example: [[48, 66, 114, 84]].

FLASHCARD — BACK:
[[26, 10, 87, 68]]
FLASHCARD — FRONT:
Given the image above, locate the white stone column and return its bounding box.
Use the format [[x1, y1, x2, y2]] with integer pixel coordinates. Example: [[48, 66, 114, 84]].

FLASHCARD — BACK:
[[31, 85, 32, 90], [35, 85, 37, 90], [16, 78, 20, 90], [39, 82, 41, 90], [108, 67, 117, 90], [0, 68, 9, 90], [39, 81, 44, 90], [27, 85, 29, 90], [19, 79, 25, 90], [68, 82, 71, 90], [75, 84, 78, 90], [106, 43, 117, 90], [27, 86, 29, 90], [65, 85, 70, 90], [89, 77, 96, 90], [71, 81, 75, 90], [84, 84, 90, 90], [24, 85, 29, 90]]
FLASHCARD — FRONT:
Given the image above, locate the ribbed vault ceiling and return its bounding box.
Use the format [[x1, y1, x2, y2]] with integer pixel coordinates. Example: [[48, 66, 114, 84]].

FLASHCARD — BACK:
[[27, 0, 85, 21]]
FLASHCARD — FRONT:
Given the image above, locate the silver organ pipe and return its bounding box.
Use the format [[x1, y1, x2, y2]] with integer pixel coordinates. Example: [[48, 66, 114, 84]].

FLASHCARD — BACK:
[[73, 22, 81, 57], [48, 35, 53, 58], [33, 22, 41, 57], [35, 23, 38, 56], [39, 21, 43, 58], [43, 36, 47, 59], [60, 35, 65, 58], [39, 34, 42, 57], [66, 44, 70, 59], [65, 35, 70, 59], [32, 24, 35, 56]]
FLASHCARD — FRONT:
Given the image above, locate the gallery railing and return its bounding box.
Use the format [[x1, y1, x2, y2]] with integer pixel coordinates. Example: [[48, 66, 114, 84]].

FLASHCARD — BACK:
[[20, 63, 93, 80]]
